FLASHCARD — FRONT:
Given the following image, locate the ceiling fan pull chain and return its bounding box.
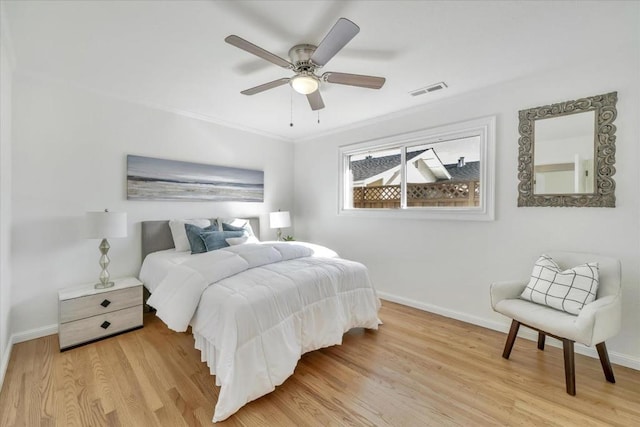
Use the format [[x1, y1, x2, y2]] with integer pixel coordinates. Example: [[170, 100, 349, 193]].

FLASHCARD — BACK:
[[317, 110, 320, 124], [290, 89, 294, 127]]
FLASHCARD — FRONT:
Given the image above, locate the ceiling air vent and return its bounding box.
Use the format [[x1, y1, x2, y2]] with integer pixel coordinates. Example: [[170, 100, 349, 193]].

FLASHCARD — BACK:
[[409, 82, 448, 97]]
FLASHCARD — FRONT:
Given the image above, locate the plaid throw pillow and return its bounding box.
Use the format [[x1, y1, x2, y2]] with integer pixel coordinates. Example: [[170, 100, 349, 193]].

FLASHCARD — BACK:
[[520, 254, 599, 315]]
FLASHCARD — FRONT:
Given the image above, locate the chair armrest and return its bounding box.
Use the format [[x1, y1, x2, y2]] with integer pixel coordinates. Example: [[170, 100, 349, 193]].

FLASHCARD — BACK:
[[490, 280, 527, 310], [576, 293, 622, 346], [578, 295, 617, 316]]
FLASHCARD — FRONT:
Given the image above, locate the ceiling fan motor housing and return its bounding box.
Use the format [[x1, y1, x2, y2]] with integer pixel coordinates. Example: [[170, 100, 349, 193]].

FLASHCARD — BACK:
[[288, 44, 318, 72]]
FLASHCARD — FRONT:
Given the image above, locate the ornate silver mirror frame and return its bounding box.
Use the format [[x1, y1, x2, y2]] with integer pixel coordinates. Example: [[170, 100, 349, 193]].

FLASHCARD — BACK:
[[517, 92, 617, 207]]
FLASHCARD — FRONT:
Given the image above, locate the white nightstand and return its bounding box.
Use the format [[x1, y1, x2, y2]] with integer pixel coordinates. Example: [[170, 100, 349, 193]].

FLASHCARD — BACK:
[[58, 277, 144, 351]]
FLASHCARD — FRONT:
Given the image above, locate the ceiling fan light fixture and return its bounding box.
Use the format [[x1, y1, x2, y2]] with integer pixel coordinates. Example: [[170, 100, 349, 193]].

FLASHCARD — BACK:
[[227, 18, 384, 112], [290, 75, 319, 95]]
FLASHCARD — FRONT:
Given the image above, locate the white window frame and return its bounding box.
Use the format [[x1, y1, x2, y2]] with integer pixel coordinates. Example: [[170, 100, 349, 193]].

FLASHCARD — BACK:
[[338, 116, 496, 221]]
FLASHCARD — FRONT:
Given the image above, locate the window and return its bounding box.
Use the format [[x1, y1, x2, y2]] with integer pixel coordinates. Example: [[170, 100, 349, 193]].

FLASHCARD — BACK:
[[339, 116, 495, 221]]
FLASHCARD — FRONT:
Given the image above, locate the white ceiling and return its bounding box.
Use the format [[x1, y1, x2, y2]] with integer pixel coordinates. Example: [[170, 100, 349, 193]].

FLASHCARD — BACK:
[[3, 1, 638, 142]]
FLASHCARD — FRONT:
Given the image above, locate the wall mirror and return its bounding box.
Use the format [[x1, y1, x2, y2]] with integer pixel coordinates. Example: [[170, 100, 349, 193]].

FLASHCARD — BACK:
[[517, 92, 617, 207]]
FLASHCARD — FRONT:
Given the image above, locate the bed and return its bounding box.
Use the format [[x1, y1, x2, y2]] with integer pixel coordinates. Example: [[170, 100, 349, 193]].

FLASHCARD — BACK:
[[138, 219, 381, 422]]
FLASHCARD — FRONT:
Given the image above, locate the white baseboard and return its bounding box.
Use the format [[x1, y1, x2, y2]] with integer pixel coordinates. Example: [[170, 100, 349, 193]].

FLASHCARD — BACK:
[[0, 340, 12, 393], [12, 323, 58, 344], [377, 291, 640, 371]]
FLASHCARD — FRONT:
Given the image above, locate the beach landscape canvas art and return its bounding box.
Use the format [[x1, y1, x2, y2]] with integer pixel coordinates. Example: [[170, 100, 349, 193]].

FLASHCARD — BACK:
[[127, 155, 264, 202]]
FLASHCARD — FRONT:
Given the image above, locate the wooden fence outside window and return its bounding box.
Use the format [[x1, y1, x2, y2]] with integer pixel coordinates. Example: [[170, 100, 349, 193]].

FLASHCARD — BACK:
[[353, 181, 480, 208]]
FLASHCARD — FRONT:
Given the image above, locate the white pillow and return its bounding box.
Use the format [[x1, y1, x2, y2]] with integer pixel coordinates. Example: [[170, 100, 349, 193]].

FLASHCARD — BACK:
[[218, 217, 256, 237], [520, 254, 599, 315], [225, 235, 260, 246], [168, 219, 211, 252]]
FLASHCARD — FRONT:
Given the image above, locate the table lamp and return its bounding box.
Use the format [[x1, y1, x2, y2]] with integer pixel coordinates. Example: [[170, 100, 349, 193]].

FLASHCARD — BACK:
[[269, 211, 291, 241]]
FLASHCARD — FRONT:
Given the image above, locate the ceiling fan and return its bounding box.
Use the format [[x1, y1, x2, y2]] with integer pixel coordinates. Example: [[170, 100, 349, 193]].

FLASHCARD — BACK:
[[225, 18, 386, 111]]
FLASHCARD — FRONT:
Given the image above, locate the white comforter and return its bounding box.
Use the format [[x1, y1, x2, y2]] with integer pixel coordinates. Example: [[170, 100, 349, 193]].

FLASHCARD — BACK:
[[146, 242, 381, 422]]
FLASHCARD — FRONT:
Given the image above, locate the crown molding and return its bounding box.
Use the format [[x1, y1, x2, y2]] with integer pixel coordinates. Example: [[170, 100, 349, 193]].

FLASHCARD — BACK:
[[294, 90, 469, 144], [17, 70, 295, 143]]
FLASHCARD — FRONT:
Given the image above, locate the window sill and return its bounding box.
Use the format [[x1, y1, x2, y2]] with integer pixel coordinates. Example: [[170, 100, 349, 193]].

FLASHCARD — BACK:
[[338, 206, 494, 221]]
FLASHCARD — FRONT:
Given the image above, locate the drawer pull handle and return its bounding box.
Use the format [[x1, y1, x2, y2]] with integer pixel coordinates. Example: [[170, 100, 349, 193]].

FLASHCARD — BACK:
[[101, 321, 111, 329], [101, 299, 111, 308]]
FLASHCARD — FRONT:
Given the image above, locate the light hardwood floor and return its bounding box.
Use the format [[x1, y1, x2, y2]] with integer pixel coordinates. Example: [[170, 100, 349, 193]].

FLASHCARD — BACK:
[[1, 300, 639, 426]]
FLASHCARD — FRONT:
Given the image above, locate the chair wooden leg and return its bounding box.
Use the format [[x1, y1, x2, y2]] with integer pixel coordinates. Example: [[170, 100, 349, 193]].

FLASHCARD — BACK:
[[596, 342, 616, 383], [562, 339, 576, 395], [502, 320, 520, 359], [537, 332, 546, 350]]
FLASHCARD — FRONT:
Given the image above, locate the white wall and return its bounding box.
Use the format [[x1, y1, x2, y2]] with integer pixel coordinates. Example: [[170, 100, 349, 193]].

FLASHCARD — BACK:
[[0, 22, 14, 385], [294, 49, 640, 366], [10, 72, 294, 337]]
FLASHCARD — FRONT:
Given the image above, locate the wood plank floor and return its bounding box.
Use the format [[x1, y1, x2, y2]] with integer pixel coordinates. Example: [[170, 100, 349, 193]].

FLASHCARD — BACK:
[[1, 300, 639, 426]]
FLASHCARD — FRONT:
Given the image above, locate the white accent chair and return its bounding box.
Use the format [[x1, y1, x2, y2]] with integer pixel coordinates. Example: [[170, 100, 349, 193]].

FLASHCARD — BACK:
[[490, 251, 622, 395]]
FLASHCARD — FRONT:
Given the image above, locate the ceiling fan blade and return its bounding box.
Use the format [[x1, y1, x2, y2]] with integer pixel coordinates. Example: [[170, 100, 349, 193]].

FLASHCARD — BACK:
[[310, 18, 360, 66], [241, 78, 290, 95], [225, 35, 293, 69], [306, 90, 325, 111], [323, 72, 386, 89]]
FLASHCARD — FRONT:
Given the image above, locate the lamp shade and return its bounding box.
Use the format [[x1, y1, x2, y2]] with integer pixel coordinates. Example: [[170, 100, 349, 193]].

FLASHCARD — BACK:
[[269, 211, 291, 229], [85, 210, 127, 239]]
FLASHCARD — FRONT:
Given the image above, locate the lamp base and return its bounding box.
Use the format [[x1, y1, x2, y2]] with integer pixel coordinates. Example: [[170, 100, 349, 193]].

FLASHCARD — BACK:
[[95, 238, 114, 289], [94, 281, 115, 289]]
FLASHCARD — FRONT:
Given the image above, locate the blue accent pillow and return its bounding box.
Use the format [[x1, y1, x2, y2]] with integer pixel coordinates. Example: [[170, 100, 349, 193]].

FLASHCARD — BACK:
[[221, 222, 248, 234], [201, 230, 245, 252], [184, 223, 218, 254]]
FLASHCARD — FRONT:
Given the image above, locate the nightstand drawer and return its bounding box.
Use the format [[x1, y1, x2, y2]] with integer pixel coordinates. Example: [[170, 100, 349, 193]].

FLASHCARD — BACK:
[[60, 285, 142, 323], [58, 306, 142, 350]]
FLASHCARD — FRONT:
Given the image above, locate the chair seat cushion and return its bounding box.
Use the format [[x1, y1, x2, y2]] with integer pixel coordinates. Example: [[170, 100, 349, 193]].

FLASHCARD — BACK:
[[494, 298, 593, 345], [520, 254, 599, 315]]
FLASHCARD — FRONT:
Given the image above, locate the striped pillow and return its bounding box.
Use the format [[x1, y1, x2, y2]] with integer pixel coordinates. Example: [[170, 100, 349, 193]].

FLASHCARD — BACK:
[[520, 254, 599, 315]]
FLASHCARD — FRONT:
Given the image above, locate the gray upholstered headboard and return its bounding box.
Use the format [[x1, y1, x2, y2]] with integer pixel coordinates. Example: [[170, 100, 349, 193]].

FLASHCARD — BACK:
[[141, 218, 261, 260], [141, 221, 174, 260]]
